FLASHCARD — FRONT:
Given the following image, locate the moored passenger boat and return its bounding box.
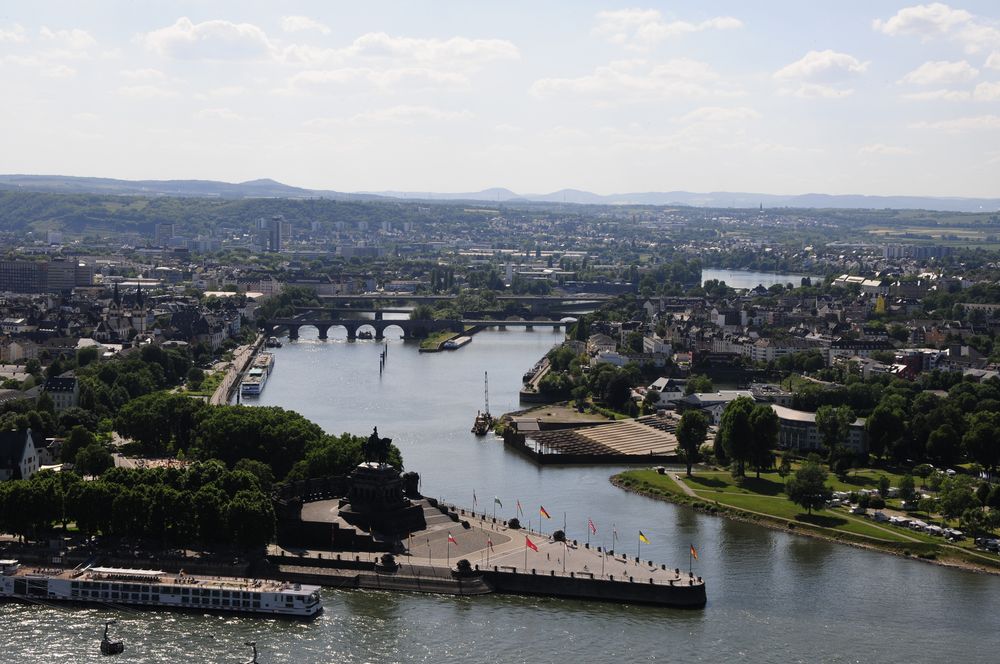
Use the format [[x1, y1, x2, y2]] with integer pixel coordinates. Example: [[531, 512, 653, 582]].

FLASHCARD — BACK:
[[0, 560, 322, 619]]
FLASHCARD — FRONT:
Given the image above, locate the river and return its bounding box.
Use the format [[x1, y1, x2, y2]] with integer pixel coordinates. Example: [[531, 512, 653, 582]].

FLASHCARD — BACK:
[[4, 328, 999, 662], [702, 268, 823, 290]]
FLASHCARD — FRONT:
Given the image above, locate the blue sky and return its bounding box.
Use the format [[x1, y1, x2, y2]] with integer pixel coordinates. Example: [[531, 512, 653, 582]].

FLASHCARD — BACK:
[[1, 2, 999, 196]]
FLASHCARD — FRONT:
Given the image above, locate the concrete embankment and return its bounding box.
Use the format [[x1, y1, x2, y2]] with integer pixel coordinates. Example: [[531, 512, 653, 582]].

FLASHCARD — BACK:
[[210, 333, 265, 405]]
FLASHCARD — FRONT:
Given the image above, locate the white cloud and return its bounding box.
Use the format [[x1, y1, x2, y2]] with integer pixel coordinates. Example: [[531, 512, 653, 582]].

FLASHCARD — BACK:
[[305, 105, 473, 128], [120, 68, 166, 80], [774, 50, 868, 82], [783, 83, 856, 99], [0, 24, 27, 43], [987, 52, 1000, 70], [773, 50, 867, 99], [902, 81, 1000, 101], [677, 106, 760, 124], [859, 143, 917, 155], [899, 59, 978, 85], [910, 114, 1000, 131], [281, 16, 331, 35], [593, 8, 742, 50], [286, 67, 468, 93], [40, 26, 96, 50], [140, 17, 274, 60], [974, 81, 1000, 100], [874, 3, 1000, 53], [903, 88, 971, 100], [531, 58, 740, 101], [196, 107, 244, 121], [118, 84, 178, 99], [41, 64, 76, 78]]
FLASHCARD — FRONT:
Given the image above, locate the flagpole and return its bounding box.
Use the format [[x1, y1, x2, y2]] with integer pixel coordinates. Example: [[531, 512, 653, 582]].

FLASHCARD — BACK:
[[601, 535, 606, 577], [637, 533, 641, 561], [447, 538, 451, 568], [689, 546, 693, 576], [586, 517, 590, 546], [524, 538, 528, 571]]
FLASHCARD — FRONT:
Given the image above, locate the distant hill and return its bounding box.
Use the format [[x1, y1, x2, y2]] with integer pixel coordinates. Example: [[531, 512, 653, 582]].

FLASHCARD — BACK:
[[0, 174, 351, 200], [372, 188, 1000, 213], [2, 175, 997, 212]]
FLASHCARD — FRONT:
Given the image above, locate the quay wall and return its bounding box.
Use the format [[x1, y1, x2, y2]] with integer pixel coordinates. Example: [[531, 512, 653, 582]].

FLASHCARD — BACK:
[[483, 568, 706, 607]]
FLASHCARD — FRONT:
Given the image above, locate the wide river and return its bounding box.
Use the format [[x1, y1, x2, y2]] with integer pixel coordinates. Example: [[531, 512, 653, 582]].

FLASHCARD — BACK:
[[701, 268, 823, 290], [4, 327, 999, 662]]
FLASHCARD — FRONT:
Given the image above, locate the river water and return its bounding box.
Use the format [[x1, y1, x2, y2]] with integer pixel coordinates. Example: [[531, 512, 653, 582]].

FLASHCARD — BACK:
[[702, 268, 822, 290], [4, 327, 1000, 662]]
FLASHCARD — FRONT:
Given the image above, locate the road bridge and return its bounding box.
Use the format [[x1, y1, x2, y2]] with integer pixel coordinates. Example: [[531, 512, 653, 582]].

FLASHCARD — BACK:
[[266, 317, 573, 341]]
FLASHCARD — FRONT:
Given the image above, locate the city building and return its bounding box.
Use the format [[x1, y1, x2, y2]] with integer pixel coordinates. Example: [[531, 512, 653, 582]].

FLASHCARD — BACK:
[[0, 429, 39, 481], [43, 375, 80, 412], [771, 404, 868, 454]]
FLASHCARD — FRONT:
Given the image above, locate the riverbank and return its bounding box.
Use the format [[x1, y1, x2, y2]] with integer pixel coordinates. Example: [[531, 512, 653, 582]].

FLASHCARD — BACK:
[[611, 469, 1000, 576]]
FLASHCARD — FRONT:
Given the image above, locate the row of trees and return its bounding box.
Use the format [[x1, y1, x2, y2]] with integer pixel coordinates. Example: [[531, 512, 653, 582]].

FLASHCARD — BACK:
[[714, 396, 780, 478], [114, 393, 401, 480], [0, 461, 275, 549]]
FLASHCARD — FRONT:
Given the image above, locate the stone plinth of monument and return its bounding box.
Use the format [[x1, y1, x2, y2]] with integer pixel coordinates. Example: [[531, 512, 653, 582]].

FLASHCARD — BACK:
[[338, 428, 426, 535]]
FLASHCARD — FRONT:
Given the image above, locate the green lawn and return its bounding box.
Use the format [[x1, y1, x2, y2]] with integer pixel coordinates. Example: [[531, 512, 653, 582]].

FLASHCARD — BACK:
[[419, 330, 456, 350]]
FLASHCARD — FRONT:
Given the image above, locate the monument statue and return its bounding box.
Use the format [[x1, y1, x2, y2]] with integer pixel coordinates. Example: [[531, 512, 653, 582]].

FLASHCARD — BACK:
[[363, 427, 393, 465]]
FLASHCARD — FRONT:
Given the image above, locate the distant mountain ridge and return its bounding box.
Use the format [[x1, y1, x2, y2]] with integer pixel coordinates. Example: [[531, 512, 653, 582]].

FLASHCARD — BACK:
[[1, 174, 997, 212]]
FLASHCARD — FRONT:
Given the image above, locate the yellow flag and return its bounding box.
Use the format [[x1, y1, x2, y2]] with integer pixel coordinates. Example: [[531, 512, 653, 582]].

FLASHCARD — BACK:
[[639, 531, 650, 544]]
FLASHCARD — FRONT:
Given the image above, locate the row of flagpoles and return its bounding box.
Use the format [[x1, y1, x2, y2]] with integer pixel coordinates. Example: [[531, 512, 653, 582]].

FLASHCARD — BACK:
[[470, 490, 699, 572]]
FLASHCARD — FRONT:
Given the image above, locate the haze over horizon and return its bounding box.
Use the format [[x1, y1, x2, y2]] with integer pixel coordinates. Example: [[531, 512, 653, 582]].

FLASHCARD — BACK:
[[2, 1, 1000, 198]]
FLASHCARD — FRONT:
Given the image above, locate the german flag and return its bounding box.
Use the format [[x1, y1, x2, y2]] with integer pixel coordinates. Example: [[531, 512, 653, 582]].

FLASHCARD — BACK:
[[539, 505, 551, 519], [690, 544, 698, 560], [639, 531, 650, 544]]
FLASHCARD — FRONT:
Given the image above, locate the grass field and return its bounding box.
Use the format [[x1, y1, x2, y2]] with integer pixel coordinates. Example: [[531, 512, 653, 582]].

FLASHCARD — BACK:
[[614, 467, 1000, 569]]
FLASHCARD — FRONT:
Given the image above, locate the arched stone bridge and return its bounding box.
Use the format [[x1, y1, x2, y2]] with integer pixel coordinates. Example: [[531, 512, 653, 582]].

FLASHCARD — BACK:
[[267, 317, 463, 341]]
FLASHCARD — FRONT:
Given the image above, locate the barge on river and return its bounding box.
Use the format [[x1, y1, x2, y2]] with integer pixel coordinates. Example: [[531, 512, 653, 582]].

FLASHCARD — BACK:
[[0, 560, 322, 618]]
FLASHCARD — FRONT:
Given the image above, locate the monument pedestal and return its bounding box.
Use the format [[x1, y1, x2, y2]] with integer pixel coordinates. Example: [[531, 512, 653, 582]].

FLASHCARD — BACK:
[[339, 462, 426, 534]]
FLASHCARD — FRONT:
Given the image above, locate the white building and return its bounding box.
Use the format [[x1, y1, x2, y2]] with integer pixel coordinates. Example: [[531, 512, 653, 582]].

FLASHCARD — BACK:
[[0, 429, 39, 481]]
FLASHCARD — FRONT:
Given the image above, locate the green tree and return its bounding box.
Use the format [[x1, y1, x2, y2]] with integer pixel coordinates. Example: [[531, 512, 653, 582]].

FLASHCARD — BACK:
[[777, 454, 792, 478], [748, 404, 779, 478], [717, 396, 755, 477], [898, 474, 916, 501], [938, 475, 978, 521], [785, 454, 831, 515], [865, 405, 902, 460], [676, 410, 709, 477], [815, 405, 855, 457], [75, 443, 114, 477], [62, 426, 96, 463], [963, 411, 1000, 473], [684, 375, 714, 395]]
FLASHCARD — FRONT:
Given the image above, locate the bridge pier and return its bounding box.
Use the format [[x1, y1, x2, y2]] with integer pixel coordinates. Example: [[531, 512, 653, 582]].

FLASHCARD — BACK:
[[288, 325, 300, 341], [525, 324, 534, 331], [317, 325, 330, 340], [374, 310, 383, 321], [346, 325, 357, 341]]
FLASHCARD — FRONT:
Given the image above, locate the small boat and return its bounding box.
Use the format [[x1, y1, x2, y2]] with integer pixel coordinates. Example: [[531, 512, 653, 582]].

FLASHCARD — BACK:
[[100, 620, 124, 656], [265, 336, 282, 348], [471, 371, 494, 435], [357, 330, 374, 340]]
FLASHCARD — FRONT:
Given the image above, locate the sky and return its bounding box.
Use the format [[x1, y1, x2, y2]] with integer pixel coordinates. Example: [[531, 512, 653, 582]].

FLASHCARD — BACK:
[[1, 1, 999, 197]]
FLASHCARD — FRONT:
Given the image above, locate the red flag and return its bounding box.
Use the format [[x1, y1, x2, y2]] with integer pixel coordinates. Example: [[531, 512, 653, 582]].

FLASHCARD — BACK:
[[448, 533, 457, 545], [690, 544, 698, 560], [588, 518, 597, 534], [539, 505, 551, 519], [525, 536, 538, 552]]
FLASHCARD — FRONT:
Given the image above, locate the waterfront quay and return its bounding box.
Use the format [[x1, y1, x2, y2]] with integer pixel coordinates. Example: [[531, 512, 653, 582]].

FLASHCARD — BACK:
[[270, 499, 705, 608]]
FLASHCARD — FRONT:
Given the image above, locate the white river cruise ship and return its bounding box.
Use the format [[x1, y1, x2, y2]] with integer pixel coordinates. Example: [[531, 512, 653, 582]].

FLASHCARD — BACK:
[[0, 560, 322, 618]]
